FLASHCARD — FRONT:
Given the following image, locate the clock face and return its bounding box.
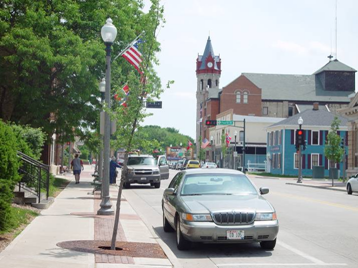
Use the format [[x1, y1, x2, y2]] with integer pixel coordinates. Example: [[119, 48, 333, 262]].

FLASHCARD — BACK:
[[207, 62, 213, 68]]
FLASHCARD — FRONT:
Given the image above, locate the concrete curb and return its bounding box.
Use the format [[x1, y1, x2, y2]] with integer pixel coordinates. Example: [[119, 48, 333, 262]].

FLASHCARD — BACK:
[[286, 182, 347, 192]]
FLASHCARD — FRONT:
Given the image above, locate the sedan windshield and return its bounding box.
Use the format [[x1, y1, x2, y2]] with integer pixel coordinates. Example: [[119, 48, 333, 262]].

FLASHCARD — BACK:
[[181, 174, 257, 195], [128, 157, 156, 166]]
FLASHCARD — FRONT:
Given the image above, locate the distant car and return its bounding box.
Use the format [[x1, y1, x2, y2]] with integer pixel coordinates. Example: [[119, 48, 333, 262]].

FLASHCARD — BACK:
[[202, 162, 217, 169], [347, 174, 358, 194], [124, 154, 169, 189], [184, 160, 200, 169], [162, 169, 279, 250], [176, 160, 184, 170]]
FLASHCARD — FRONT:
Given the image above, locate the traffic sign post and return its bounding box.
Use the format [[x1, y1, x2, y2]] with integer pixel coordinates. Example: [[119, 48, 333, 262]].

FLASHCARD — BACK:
[[146, 101, 162, 108]]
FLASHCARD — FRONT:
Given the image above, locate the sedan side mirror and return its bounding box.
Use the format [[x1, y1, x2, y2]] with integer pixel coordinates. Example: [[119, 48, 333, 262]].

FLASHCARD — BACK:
[[164, 188, 175, 195], [260, 187, 269, 195]]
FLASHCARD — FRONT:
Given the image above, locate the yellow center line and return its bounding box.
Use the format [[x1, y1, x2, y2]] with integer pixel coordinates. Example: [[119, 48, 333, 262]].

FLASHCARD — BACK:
[[271, 192, 358, 212]]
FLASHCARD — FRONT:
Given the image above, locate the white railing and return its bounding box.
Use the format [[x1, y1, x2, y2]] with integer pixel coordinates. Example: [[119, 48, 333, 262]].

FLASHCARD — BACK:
[[247, 161, 267, 172]]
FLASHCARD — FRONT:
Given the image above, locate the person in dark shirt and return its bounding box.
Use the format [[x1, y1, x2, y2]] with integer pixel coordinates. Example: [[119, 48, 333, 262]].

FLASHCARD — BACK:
[[71, 154, 84, 184], [110, 156, 121, 184]]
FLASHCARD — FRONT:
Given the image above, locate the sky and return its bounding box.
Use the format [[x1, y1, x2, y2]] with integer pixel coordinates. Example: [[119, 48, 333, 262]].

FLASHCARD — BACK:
[[142, 0, 358, 140]]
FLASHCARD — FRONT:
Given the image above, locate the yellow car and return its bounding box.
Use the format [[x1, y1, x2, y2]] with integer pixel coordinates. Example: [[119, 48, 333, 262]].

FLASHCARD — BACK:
[[185, 160, 200, 169]]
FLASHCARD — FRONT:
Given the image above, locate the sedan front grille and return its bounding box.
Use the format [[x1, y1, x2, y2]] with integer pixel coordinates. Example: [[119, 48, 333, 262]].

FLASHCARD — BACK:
[[134, 169, 152, 175], [212, 212, 255, 225]]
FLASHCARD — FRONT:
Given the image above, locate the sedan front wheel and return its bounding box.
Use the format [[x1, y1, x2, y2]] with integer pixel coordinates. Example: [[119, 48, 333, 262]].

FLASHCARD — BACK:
[[176, 218, 191, 250]]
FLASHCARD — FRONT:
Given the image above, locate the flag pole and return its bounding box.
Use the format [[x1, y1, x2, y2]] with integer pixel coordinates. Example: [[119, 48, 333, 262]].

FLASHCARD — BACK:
[[112, 31, 145, 63]]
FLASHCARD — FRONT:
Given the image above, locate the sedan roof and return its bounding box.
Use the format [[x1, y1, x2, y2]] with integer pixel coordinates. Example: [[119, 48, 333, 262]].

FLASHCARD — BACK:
[[183, 168, 245, 175]]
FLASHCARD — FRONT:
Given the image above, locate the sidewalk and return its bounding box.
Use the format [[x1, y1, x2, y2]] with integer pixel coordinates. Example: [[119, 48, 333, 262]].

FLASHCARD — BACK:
[[0, 165, 172, 268], [251, 174, 347, 192]]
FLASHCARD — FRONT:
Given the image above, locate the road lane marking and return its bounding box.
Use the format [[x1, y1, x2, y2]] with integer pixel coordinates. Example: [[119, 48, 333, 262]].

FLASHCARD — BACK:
[[217, 264, 347, 266], [272, 192, 358, 212]]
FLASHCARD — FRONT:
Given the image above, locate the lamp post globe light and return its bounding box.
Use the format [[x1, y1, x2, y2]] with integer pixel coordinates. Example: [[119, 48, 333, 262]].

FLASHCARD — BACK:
[[297, 117, 303, 184], [97, 18, 117, 215]]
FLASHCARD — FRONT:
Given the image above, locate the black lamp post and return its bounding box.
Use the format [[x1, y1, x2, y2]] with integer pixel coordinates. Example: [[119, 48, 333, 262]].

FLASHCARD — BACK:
[[97, 79, 105, 193], [297, 116, 303, 183], [97, 18, 117, 215], [234, 131, 237, 170]]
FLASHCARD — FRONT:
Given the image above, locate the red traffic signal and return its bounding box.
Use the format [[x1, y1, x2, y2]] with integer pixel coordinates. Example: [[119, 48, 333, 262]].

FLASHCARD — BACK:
[[205, 120, 217, 126], [296, 129, 305, 146]]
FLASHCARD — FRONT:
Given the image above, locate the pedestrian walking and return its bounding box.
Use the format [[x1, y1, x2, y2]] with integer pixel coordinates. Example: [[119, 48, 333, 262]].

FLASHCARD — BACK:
[[110, 156, 121, 184], [71, 154, 84, 184]]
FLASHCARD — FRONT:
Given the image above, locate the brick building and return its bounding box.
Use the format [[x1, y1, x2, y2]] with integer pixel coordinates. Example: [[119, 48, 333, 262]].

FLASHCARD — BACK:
[[195, 37, 356, 160]]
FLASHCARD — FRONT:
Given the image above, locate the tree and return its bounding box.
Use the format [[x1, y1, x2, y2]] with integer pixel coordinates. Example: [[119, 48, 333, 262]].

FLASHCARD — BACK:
[[0, 0, 156, 144], [324, 116, 345, 175]]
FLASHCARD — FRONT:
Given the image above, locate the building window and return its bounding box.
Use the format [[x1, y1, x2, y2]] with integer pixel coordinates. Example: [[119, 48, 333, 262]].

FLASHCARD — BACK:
[[263, 107, 268, 115], [243, 92, 248, 103], [294, 153, 299, 169], [239, 131, 244, 143], [216, 80, 218, 86], [236, 92, 241, 103], [278, 153, 281, 169], [270, 131, 273, 145], [312, 131, 319, 145], [268, 132, 271, 146], [278, 130, 281, 145], [200, 80, 203, 90], [208, 79, 212, 88], [311, 153, 319, 168], [288, 106, 293, 117], [272, 153, 276, 169]]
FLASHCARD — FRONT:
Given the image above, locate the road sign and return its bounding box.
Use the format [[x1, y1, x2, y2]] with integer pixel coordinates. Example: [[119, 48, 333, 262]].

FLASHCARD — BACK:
[[217, 120, 233, 125], [146, 101, 162, 108]]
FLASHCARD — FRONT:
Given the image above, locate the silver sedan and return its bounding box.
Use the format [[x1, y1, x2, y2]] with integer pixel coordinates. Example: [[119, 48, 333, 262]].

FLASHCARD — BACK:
[[162, 169, 279, 250]]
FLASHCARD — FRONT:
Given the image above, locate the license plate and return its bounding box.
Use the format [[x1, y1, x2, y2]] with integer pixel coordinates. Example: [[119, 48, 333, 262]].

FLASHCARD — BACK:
[[227, 230, 244, 240], [141, 177, 146, 181]]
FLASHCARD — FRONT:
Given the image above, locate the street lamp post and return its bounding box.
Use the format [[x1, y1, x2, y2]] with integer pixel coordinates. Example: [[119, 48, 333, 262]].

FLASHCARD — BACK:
[[98, 79, 105, 194], [297, 117, 303, 183], [210, 136, 214, 162], [97, 18, 117, 215], [234, 131, 237, 170]]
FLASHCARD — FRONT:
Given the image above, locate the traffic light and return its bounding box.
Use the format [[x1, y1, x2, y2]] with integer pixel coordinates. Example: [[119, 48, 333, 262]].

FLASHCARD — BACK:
[[296, 129, 305, 146], [205, 120, 217, 126]]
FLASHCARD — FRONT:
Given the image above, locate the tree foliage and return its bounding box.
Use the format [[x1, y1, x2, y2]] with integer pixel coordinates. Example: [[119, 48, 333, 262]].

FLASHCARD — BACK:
[[0, 121, 21, 231], [324, 116, 345, 166], [0, 0, 162, 143]]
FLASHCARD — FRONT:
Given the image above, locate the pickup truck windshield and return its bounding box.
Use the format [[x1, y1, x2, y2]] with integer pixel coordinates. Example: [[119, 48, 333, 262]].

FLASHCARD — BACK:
[[128, 157, 156, 166]]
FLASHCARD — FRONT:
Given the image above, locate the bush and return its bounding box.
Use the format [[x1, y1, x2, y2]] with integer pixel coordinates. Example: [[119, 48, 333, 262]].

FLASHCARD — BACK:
[[0, 121, 21, 232]]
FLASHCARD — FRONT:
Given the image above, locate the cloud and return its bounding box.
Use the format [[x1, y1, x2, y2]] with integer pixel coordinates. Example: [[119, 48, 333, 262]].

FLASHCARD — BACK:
[[273, 40, 307, 55], [171, 91, 196, 100], [272, 40, 332, 55]]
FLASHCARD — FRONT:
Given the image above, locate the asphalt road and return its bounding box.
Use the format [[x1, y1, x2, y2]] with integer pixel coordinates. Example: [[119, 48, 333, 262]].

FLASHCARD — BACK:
[[121, 169, 358, 267]]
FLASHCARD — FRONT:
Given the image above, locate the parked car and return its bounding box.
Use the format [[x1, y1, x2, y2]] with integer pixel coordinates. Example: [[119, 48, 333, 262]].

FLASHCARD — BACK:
[[347, 174, 358, 194], [202, 162, 217, 168], [184, 159, 200, 169], [162, 169, 279, 250], [124, 154, 169, 188]]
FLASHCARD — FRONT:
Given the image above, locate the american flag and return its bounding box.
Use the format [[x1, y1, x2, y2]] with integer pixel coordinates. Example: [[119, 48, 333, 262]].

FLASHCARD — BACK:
[[201, 138, 210, 149], [226, 133, 231, 147], [122, 40, 143, 74], [187, 140, 193, 150]]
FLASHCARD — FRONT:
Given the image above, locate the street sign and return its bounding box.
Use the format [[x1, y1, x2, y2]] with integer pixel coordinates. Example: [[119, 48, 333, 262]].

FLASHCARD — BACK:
[[217, 120, 233, 125], [146, 101, 162, 108]]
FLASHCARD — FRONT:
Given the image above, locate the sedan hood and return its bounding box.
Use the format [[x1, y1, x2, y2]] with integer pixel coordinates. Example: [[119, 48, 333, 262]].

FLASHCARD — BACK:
[[181, 195, 274, 213]]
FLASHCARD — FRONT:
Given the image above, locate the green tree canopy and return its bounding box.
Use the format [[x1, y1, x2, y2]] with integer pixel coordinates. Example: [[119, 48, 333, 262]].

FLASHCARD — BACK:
[[324, 116, 345, 166]]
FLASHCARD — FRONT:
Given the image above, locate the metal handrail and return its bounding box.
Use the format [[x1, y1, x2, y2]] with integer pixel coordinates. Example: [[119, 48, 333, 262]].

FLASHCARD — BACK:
[[16, 151, 50, 203]]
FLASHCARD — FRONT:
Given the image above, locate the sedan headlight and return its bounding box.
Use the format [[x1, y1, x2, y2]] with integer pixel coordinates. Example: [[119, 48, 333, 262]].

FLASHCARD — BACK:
[[255, 212, 277, 221], [182, 213, 212, 222], [153, 169, 160, 174]]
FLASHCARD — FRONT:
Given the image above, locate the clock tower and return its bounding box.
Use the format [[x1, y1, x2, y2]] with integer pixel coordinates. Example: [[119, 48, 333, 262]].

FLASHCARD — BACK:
[[196, 37, 221, 159]]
